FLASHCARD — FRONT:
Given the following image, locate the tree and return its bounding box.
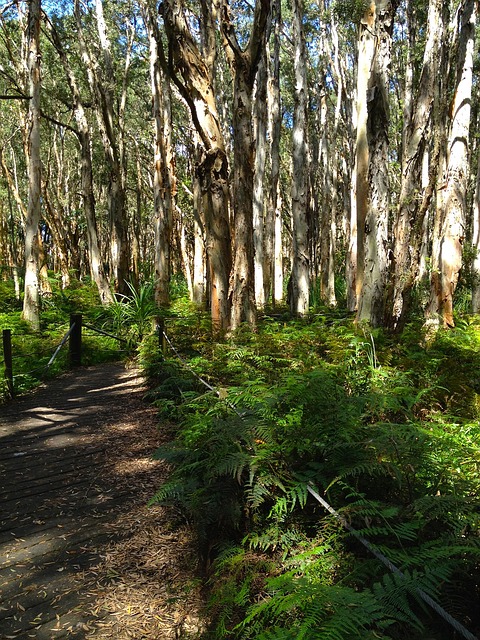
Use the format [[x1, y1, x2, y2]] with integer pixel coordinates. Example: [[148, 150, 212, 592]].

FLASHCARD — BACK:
[[221, 0, 270, 330], [47, 16, 114, 304], [426, 0, 476, 328], [161, 0, 232, 333], [143, 2, 176, 307], [23, 0, 42, 330], [74, 0, 132, 295], [391, 0, 445, 329], [356, 0, 395, 327], [289, 0, 310, 317]]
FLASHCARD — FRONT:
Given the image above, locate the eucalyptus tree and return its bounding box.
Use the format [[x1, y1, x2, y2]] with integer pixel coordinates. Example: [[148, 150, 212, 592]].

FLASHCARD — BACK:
[[355, 0, 396, 327], [23, 0, 42, 329], [268, 0, 283, 306], [253, 46, 268, 310], [391, 0, 446, 329], [73, 0, 133, 296], [289, 0, 310, 317], [46, 15, 114, 303], [160, 0, 232, 332], [142, 1, 176, 307], [426, 0, 476, 328], [221, 0, 270, 329]]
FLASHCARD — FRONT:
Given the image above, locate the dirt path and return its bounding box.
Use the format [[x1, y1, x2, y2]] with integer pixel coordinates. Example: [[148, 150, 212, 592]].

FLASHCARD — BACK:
[[0, 363, 205, 640]]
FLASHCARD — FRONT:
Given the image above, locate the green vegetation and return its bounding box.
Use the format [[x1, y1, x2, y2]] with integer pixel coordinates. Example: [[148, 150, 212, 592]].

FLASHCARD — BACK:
[[0, 277, 156, 401], [144, 304, 480, 640], [2, 281, 480, 639]]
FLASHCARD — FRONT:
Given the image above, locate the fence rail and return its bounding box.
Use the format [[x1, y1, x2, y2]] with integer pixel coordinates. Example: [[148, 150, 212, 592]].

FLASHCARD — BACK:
[[1, 313, 125, 399]]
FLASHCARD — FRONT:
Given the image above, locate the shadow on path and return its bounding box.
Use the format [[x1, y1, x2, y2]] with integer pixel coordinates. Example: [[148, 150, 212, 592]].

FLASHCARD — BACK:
[[0, 363, 169, 639]]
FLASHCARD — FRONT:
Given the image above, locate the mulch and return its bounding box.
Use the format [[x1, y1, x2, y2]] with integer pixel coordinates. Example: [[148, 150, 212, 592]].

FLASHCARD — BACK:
[[0, 363, 206, 639]]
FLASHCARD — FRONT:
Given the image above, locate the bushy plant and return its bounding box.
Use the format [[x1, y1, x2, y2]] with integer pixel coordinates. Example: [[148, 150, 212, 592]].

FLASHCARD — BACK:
[[144, 314, 480, 639]]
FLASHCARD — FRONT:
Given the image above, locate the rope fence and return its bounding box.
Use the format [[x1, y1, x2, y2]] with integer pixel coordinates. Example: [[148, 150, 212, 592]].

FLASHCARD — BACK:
[[157, 322, 479, 640], [1, 313, 126, 398]]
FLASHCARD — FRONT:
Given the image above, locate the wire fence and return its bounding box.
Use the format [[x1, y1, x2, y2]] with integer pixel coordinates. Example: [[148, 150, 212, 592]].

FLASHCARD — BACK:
[[157, 322, 479, 640]]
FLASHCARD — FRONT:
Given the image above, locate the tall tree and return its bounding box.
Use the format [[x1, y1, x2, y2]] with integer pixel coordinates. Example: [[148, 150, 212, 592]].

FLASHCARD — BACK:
[[267, 0, 283, 307], [160, 0, 232, 332], [221, 0, 270, 330], [144, 3, 176, 307], [289, 0, 310, 316], [22, 0, 42, 329], [391, 0, 445, 329], [356, 0, 395, 326], [427, 0, 476, 328], [47, 17, 114, 304], [74, 0, 132, 295]]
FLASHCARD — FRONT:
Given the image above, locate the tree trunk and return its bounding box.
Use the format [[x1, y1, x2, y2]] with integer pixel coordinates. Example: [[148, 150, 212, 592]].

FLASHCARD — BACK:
[[356, 1, 394, 327], [391, 0, 444, 328], [426, 0, 476, 328], [221, 0, 270, 330], [289, 0, 310, 317], [22, 0, 41, 330], [192, 140, 206, 306], [48, 19, 113, 305], [161, 0, 232, 333], [268, 0, 283, 306], [472, 142, 480, 312], [146, 5, 175, 308], [253, 49, 268, 310]]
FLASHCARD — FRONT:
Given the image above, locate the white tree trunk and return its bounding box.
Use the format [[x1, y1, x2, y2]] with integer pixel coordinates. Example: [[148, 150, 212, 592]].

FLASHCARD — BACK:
[[289, 0, 310, 316], [356, 1, 393, 327], [22, 0, 41, 330], [427, 0, 476, 328]]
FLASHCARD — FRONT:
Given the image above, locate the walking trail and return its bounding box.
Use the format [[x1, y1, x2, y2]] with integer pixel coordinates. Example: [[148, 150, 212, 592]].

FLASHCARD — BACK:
[[0, 362, 205, 640]]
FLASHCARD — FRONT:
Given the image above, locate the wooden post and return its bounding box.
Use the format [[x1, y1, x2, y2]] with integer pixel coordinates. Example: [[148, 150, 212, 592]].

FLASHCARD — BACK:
[[2, 329, 14, 397], [155, 316, 167, 359], [69, 313, 82, 367]]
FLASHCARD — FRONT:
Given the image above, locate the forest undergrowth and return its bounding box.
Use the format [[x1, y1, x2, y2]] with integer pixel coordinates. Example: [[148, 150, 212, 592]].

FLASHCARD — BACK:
[[140, 301, 480, 640], [1, 278, 480, 639]]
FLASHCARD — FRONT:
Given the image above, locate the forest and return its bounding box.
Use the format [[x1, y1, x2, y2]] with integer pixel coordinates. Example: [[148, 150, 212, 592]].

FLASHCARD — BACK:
[[1, 0, 480, 638]]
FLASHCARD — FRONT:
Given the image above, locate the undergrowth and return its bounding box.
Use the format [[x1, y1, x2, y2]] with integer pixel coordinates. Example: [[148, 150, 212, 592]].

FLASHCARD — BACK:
[[144, 309, 480, 640]]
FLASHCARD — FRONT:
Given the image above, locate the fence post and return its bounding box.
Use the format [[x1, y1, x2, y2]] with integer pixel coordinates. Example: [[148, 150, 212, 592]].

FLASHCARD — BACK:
[[155, 316, 167, 359], [2, 329, 14, 398], [69, 314, 82, 367]]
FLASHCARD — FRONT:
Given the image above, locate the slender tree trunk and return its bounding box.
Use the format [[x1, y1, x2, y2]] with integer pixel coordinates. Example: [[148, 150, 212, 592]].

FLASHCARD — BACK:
[[354, 3, 376, 315], [146, 6, 175, 307], [472, 144, 480, 312], [289, 0, 310, 316], [22, 0, 41, 330], [192, 140, 206, 306], [221, 0, 270, 330], [253, 49, 268, 310], [48, 19, 113, 304], [391, 0, 444, 328], [268, 0, 283, 306], [426, 0, 476, 328], [161, 0, 232, 333], [356, 1, 394, 327]]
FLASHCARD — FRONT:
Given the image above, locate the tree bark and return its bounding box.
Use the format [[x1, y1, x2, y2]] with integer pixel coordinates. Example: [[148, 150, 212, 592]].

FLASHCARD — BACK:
[[391, 0, 444, 329], [356, 1, 394, 327], [145, 5, 175, 308], [48, 19, 114, 304], [289, 0, 310, 317], [221, 0, 270, 330], [267, 0, 283, 306], [161, 0, 232, 333], [22, 0, 41, 330], [426, 0, 476, 328], [253, 48, 268, 310]]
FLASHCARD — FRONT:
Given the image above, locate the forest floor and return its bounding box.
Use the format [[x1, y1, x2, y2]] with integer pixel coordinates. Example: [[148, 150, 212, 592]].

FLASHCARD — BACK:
[[0, 362, 206, 640]]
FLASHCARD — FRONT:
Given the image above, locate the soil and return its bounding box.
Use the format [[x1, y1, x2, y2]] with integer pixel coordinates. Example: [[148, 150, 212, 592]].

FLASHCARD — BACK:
[[0, 362, 206, 639]]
